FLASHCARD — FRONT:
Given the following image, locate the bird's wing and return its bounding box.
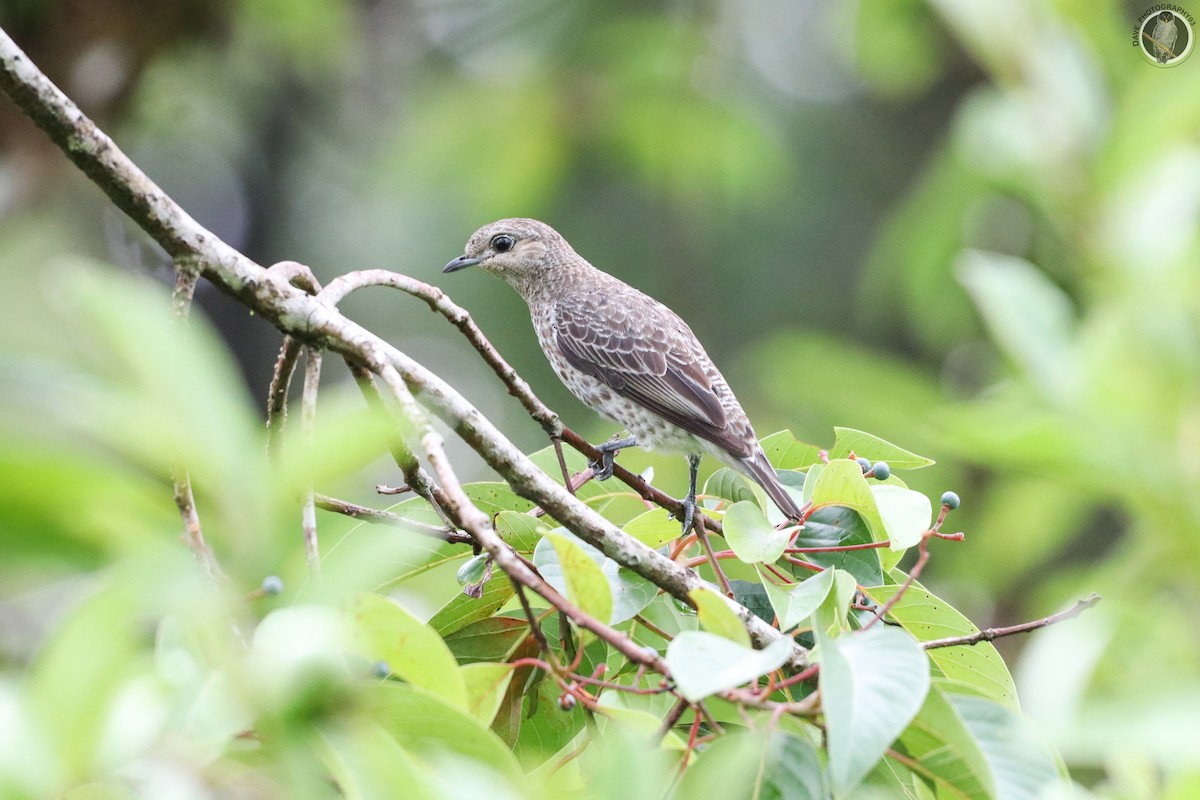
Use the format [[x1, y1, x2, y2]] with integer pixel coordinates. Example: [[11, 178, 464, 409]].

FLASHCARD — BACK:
[[553, 292, 752, 459]]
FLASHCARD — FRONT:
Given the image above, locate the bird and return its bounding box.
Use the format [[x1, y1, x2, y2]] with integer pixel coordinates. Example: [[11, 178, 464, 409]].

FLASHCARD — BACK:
[[443, 218, 803, 531], [1150, 11, 1178, 63]]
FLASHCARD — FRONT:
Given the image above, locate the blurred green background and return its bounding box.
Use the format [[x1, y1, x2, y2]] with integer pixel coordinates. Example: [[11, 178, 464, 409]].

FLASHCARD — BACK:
[[1, 0, 1198, 795]]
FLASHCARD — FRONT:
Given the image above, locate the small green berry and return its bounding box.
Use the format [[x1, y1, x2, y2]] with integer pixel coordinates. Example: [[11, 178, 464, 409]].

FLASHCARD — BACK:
[[261, 575, 284, 595], [940, 491, 961, 510], [871, 462, 891, 480], [856, 457, 871, 473]]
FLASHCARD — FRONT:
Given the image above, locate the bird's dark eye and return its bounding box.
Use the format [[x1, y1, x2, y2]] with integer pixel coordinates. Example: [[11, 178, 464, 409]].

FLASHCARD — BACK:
[[492, 234, 515, 253]]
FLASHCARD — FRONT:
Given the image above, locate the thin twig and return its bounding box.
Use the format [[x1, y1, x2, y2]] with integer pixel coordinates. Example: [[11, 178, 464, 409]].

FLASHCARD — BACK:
[[861, 532, 934, 632], [654, 697, 691, 743], [922, 594, 1102, 650], [300, 346, 323, 576], [551, 437, 575, 494], [266, 338, 303, 460], [692, 513, 733, 597], [313, 494, 470, 543], [265, 262, 321, 460], [172, 475, 222, 580], [511, 579, 553, 656], [167, 260, 223, 579]]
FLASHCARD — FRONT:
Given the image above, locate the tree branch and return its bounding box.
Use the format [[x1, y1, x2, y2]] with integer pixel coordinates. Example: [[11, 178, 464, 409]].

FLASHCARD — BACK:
[[922, 594, 1102, 650]]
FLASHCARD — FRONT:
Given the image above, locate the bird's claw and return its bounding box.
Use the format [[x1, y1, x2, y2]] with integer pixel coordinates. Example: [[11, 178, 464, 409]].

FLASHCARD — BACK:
[[678, 494, 696, 533], [589, 437, 637, 482], [588, 451, 616, 481]]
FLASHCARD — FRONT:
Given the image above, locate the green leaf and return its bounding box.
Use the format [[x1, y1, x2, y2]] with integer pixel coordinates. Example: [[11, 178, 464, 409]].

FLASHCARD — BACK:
[[950, 694, 1067, 799], [688, 586, 751, 647], [678, 730, 826, 800], [728, 579, 776, 627], [537, 533, 614, 626], [830, 427, 935, 469], [622, 507, 685, 548], [665, 631, 793, 702], [817, 625, 931, 796], [428, 574, 515, 637], [813, 568, 860, 634], [802, 463, 822, 506], [871, 485, 932, 552], [460, 663, 516, 726], [26, 586, 138, 778], [344, 593, 467, 708], [443, 617, 529, 665], [760, 430, 825, 469], [632, 594, 700, 650], [704, 467, 769, 509], [809, 459, 887, 544], [462, 482, 537, 515], [758, 732, 828, 800], [493, 511, 549, 552], [861, 584, 1018, 710], [318, 721, 438, 800], [757, 566, 836, 632], [898, 683, 993, 799], [513, 676, 587, 763], [796, 505, 884, 587], [368, 682, 527, 787], [723, 500, 791, 563], [533, 532, 656, 624]]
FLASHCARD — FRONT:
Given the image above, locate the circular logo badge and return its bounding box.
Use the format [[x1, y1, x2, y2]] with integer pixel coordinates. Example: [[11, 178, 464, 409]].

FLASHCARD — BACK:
[[1136, 7, 1194, 67]]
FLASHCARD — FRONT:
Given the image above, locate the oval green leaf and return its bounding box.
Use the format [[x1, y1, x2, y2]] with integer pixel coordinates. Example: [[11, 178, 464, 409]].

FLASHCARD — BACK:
[[688, 586, 751, 647], [665, 631, 794, 702], [533, 531, 657, 624], [817, 625, 931, 796], [345, 592, 467, 709], [871, 485, 932, 552], [756, 566, 836, 632], [460, 662, 516, 726], [538, 532, 614, 626], [723, 500, 790, 564], [830, 427, 935, 469], [861, 583, 1018, 709]]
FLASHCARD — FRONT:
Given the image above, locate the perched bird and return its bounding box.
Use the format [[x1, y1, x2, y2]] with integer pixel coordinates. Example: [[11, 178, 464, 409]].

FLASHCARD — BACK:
[[1150, 11, 1178, 63], [444, 218, 802, 530]]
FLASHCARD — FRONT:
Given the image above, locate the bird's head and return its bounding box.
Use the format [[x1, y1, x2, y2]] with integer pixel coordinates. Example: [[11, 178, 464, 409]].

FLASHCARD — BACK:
[[443, 218, 577, 295], [1160, 11, 1173, 22]]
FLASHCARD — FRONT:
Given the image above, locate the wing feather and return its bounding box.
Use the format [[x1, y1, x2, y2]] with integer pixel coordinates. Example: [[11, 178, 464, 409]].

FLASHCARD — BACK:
[[553, 293, 752, 459]]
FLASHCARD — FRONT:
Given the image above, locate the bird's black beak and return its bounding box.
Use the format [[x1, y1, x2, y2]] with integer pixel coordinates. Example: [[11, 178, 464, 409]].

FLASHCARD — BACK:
[[443, 255, 480, 274]]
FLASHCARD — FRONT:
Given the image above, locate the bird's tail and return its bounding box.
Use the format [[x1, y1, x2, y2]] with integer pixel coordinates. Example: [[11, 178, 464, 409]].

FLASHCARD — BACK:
[[739, 448, 803, 522]]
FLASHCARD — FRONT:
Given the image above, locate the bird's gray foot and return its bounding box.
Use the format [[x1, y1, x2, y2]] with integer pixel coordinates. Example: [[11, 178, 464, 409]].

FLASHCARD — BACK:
[[679, 493, 696, 534], [676, 454, 701, 533], [589, 436, 638, 481]]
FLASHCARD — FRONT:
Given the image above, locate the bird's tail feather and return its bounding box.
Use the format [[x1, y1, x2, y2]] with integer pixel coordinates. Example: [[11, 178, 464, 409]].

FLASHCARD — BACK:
[[739, 449, 803, 522]]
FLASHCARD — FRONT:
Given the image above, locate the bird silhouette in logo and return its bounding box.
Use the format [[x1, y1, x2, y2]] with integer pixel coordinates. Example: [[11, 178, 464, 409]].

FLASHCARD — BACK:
[[1150, 11, 1179, 63]]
